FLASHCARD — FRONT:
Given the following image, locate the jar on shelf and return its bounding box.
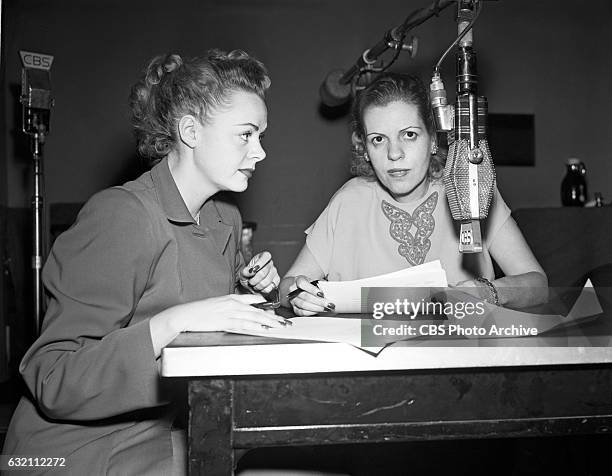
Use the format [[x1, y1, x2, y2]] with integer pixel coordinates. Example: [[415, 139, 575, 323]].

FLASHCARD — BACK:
[[586, 192, 606, 208], [561, 158, 587, 206]]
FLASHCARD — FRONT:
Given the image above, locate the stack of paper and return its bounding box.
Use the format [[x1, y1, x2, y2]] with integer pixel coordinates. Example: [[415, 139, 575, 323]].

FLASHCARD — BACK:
[[317, 260, 448, 313], [227, 280, 603, 354]]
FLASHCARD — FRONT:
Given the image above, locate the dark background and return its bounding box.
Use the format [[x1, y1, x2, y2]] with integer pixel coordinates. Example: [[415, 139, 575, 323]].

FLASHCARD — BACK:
[[2, 0, 611, 275], [1, 0, 612, 467]]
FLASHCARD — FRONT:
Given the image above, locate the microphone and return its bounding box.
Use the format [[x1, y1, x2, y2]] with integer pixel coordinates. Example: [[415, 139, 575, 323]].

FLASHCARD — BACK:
[[441, 1, 496, 253], [19, 50, 54, 138], [319, 35, 419, 108], [319, 69, 353, 108]]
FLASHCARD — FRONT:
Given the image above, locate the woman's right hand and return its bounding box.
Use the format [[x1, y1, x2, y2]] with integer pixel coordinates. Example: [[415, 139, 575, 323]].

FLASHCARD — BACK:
[[150, 294, 289, 358], [287, 275, 336, 317], [175, 294, 289, 333]]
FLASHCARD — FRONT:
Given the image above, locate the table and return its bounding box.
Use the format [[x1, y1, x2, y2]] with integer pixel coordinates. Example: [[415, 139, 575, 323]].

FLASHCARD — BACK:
[[162, 312, 612, 475]]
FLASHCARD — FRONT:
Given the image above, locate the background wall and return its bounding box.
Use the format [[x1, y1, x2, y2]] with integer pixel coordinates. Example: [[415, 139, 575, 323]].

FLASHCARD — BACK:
[[2, 0, 611, 275]]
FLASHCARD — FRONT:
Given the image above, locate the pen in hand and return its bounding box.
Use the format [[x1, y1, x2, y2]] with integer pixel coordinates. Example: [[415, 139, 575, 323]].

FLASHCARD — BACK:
[[286, 280, 336, 312], [286, 280, 320, 301]]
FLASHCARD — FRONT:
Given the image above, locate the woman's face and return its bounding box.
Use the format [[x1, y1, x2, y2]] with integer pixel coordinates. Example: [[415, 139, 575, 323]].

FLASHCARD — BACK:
[[195, 90, 267, 193], [363, 99, 432, 202]]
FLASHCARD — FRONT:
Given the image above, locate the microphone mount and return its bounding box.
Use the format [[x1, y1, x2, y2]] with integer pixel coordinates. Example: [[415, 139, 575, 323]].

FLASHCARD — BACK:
[[338, 0, 455, 88], [320, 0, 498, 107]]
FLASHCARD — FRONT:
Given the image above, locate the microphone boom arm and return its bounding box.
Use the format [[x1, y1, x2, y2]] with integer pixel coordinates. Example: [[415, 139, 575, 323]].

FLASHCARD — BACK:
[[338, 0, 457, 87]]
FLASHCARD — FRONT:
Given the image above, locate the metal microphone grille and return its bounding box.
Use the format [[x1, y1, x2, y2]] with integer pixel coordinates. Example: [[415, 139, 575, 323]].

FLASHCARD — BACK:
[[443, 138, 496, 220]]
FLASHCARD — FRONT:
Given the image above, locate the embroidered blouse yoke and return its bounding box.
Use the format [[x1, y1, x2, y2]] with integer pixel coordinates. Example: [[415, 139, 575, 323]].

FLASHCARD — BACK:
[[305, 177, 511, 284]]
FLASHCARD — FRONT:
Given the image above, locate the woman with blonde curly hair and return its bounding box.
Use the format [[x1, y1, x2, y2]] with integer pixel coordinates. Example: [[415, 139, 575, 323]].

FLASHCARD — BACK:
[[281, 72, 547, 315], [3, 49, 287, 475]]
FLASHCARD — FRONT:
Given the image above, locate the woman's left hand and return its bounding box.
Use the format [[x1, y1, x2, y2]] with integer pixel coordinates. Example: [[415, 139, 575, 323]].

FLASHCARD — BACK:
[[239, 251, 280, 295]]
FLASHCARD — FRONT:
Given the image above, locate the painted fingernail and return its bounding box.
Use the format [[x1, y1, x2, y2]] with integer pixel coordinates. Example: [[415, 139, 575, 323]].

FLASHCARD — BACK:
[[327, 303, 336, 310], [324, 306, 333, 312], [284, 319, 293, 326], [249, 265, 261, 274], [317, 292, 325, 298], [261, 324, 271, 329]]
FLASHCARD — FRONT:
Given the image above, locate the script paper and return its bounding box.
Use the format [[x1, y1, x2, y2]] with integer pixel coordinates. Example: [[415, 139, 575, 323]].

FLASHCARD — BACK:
[[230, 316, 377, 350], [316, 261, 448, 313], [229, 280, 603, 355], [437, 279, 603, 336]]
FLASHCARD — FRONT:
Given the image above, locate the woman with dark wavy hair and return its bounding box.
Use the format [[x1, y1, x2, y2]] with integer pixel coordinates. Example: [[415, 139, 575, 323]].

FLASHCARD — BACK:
[[280, 72, 547, 315], [3, 50, 286, 475]]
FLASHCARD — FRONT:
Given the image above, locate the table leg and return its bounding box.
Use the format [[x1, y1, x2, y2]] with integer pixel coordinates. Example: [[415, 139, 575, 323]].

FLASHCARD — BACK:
[[188, 379, 235, 475]]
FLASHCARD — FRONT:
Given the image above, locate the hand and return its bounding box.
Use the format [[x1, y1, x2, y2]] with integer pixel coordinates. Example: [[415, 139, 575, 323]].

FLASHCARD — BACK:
[[239, 251, 280, 295], [288, 275, 336, 316], [175, 294, 289, 333]]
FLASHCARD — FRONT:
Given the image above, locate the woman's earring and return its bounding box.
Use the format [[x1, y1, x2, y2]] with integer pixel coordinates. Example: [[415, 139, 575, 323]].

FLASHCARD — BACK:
[[431, 142, 438, 155], [364, 153, 370, 162]]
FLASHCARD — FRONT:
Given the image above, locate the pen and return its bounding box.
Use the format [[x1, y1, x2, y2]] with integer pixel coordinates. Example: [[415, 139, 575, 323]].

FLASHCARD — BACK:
[[286, 280, 320, 301], [251, 285, 281, 310], [247, 255, 272, 275], [250, 301, 279, 310]]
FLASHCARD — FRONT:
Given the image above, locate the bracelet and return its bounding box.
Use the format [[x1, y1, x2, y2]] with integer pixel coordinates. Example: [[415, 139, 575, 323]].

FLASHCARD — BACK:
[[475, 276, 500, 306]]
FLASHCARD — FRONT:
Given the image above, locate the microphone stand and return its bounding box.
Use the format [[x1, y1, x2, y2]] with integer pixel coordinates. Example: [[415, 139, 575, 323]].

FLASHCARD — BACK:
[[319, 0, 445, 106], [320, 0, 499, 107], [19, 54, 54, 335], [30, 130, 46, 333], [338, 0, 456, 87]]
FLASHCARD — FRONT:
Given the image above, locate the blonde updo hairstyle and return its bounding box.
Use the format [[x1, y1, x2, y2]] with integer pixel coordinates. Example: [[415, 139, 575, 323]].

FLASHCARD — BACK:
[[129, 49, 271, 163], [350, 72, 443, 179]]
